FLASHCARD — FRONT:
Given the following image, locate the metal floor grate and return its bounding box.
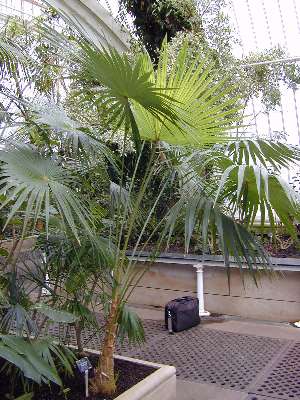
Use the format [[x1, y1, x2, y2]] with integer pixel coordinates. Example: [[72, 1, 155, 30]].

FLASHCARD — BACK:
[[252, 342, 300, 399], [246, 395, 277, 400], [43, 318, 300, 399], [123, 324, 288, 391]]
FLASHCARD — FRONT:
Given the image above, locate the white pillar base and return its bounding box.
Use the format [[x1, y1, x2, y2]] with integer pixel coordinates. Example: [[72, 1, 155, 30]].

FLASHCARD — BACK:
[[194, 263, 210, 317], [200, 310, 211, 317]]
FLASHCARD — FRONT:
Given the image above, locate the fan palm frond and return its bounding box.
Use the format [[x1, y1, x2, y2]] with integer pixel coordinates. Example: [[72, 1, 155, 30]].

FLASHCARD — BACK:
[[33, 103, 116, 165], [0, 144, 92, 241], [110, 181, 132, 215], [225, 139, 300, 171], [78, 44, 182, 151], [214, 163, 300, 236], [0, 335, 75, 386], [0, 37, 32, 79], [208, 140, 300, 235], [172, 138, 300, 238], [117, 305, 145, 345], [133, 39, 243, 146], [165, 192, 271, 274], [32, 22, 183, 153]]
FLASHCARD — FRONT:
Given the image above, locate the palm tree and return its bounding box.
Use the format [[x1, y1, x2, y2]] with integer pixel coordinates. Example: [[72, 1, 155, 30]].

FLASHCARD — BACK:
[[0, 15, 300, 396]]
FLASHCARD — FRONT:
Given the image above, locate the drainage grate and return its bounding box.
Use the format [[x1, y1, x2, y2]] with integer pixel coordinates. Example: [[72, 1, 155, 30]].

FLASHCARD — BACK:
[[43, 318, 300, 397], [46, 319, 167, 354], [246, 395, 277, 400], [46, 322, 103, 350], [115, 319, 167, 354], [253, 342, 300, 399], [125, 325, 287, 391]]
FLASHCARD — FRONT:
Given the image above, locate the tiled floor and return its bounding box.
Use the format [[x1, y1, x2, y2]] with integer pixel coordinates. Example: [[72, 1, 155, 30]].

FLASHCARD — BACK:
[[123, 322, 289, 392], [48, 310, 300, 400]]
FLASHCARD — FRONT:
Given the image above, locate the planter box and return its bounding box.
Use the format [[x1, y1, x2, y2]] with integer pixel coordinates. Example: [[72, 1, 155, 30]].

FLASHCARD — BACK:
[[84, 348, 176, 400]]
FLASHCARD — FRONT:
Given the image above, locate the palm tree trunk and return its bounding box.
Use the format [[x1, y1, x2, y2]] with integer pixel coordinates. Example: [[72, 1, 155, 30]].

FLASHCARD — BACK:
[[74, 322, 84, 355], [90, 295, 119, 395]]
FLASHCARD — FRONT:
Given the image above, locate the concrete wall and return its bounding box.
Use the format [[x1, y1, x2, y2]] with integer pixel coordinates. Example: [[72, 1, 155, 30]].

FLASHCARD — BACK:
[[0, 236, 37, 254], [128, 261, 300, 322]]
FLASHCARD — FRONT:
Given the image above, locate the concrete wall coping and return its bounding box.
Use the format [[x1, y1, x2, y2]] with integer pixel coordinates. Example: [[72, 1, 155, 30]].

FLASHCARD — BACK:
[[127, 251, 300, 272]]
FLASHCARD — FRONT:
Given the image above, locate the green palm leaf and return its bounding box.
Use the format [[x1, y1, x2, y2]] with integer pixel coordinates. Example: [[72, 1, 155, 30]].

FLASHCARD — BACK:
[[117, 305, 145, 345], [0, 37, 31, 79], [33, 103, 116, 164], [15, 394, 33, 400], [133, 39, 243, 146], [78, 44, 181, 151], [213, 141, 300, 236], [165, 193, 271, 273], [32, 303, 79, 324], [225, 139, 300, 170], [0, 335, 61, 385], [17, 20, 184, 152], [0, 335, 75, 386], [0, 144, 92, 241]]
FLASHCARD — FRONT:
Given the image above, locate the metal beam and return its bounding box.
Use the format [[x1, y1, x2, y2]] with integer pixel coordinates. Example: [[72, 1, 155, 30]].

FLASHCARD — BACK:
[[242, 56, 300, 68]]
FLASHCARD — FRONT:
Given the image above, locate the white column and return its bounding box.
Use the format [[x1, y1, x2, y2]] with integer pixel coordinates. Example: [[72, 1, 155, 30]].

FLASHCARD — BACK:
[[194, 264, 210, 316]]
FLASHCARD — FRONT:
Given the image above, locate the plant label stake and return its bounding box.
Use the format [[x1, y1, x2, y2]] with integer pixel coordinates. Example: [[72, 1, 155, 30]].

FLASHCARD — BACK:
[[76, 357, 92, 398]]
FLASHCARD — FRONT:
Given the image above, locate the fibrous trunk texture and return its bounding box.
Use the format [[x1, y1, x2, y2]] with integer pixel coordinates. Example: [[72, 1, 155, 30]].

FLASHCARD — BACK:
[[74, 322, 84, 355], [90, 296, 119, 395]]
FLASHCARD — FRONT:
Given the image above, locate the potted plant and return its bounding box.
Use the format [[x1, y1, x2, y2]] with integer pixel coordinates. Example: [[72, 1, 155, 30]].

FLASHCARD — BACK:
[[0, 8, 299, 399]]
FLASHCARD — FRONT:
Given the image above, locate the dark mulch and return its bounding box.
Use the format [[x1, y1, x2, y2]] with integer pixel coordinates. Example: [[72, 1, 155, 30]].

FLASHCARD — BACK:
[[0, 355, 155, 400]]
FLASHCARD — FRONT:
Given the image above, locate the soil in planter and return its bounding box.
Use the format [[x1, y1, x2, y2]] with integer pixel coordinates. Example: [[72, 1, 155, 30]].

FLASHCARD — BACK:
[[0, 355, 156, 400]]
